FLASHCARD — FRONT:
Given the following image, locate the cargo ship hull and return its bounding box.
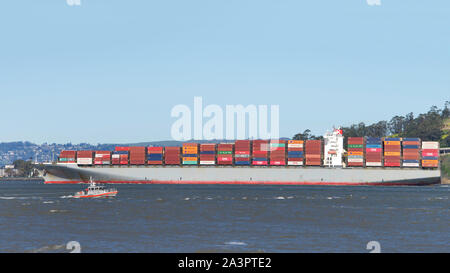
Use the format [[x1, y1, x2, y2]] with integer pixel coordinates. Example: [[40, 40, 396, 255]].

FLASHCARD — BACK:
[[41, 164, 441, 186]]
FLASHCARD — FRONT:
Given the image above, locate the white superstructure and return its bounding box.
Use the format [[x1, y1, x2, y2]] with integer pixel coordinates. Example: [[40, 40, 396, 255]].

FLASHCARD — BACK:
[[323, 128, 344, 167]]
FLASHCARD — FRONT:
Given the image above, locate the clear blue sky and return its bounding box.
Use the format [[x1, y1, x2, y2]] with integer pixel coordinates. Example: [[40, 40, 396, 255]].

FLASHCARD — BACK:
[[1, 0, 449, 144]]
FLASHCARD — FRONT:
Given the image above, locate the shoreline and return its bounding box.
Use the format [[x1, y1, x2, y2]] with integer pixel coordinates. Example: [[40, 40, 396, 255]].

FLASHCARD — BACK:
[[0, 177, 44, 182]]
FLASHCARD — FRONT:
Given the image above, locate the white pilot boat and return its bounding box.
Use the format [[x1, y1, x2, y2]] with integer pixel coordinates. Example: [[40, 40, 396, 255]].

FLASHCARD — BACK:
[[73, 178, 118, 198]]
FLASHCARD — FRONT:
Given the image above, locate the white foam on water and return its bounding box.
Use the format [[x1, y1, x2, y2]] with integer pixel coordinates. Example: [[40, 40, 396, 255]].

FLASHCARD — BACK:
[[184, 197, 190, 201], [428, 196, 448, 201], [60, 195, 73, 199], [43, 201, 54, 204], [275, 196, 285, 200], [0, 196, 35, 200], [242, 197, 247, 200], [287, 196, 294, 199], [49, 209, 68, 213], [225, 241, 248, 246]]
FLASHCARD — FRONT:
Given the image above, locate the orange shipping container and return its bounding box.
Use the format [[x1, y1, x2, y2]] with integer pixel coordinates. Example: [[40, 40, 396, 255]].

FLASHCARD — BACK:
[[384, 141, 400, 145], [384, 152, 401, 156]]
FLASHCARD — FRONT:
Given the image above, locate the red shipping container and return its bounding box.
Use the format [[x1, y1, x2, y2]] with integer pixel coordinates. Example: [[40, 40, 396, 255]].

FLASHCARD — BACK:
[[148, 147, 163, 153], [252, 161, 268, 165]]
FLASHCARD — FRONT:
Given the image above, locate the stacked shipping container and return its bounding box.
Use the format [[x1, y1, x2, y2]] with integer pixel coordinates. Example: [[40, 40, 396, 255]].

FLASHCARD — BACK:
[[217, 144, 233, 165], [305, 140, 322, 166], [347, 137, 364, 167], [129, 147, 146, 165], [421, 141, 439, 168], [235, 140, 251, 165], [77, 151, 93, 165], [165, 147, 180, 165], [365, 137, 382, 167], [252, 140, 269, 165], [182, 143, 198, 165], [402, 138, 421, 167], [58, 150, 76, 163], [64, 137, 438, 169], [200, 144, 216, 165], [287, 140, 303, 166], [114, 147, 129, 165], [270, 140, 286, 165], [147, 147, 163, 165], [384, 138, 401, 167], [94, 151, 111, 165]]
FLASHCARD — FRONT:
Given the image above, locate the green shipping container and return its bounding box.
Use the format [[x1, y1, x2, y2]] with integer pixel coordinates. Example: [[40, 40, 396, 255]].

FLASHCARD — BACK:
[[348, 144, 363, 148], [270, 143, 285, 147], [218, 151, 232, 154]]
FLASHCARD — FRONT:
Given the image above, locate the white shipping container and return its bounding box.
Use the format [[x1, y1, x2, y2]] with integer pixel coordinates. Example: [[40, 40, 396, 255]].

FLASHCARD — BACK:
[[199, 161, 215, 165], [287, 161, 303, 166], [402, 163, 420, 167], [77, 158, 93, 165], [365, 162, 382, 167], [288, 144, 303, 148], [348, 158, 364, 163], [112, 155, 120, 158], [422, 141, 439, 149]]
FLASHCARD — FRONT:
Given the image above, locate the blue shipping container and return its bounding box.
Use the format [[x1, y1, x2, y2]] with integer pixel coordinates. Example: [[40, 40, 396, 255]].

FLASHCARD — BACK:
[[235, 161, 250, 165], [288, 151, 304, 157], [403, 160, 419, 163], [402, 138, 420, 141], [403, 145, 419, 149], [366, 144, 382, 148]]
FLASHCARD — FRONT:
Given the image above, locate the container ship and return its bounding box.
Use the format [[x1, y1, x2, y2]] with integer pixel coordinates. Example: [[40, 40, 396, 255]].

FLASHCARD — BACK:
[[41, 130, 441, 186]]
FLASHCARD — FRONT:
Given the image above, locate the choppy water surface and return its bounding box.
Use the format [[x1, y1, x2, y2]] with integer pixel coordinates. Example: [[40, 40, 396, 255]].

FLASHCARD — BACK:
[[0, 181, 448, 253]]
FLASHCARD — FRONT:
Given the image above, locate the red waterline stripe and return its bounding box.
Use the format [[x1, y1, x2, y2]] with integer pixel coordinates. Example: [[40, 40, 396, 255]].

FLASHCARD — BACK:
[[44, 180, 431, 186]]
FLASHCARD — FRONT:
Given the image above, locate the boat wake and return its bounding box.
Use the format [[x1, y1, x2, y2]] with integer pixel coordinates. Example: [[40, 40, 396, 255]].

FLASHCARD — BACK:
[[60, 195, 74, 199], [26, 244, 66, 253]]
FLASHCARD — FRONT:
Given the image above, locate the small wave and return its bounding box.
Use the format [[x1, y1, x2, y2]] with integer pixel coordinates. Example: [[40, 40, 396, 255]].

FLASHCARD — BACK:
[[326, 196, 342, 200], [43, 201, 54, 204], [184, 198, 190, 201], [287, 196, 294, 199], [49, 209, 69, 213], [206, 197, 213, 200], [275, 196, 285, 200], [428, 196, 448, 201], [0, 196, 33, 200], [0, 197, 17, 200], [225, 241, 248, 246], [242, 197, 247, 200]]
